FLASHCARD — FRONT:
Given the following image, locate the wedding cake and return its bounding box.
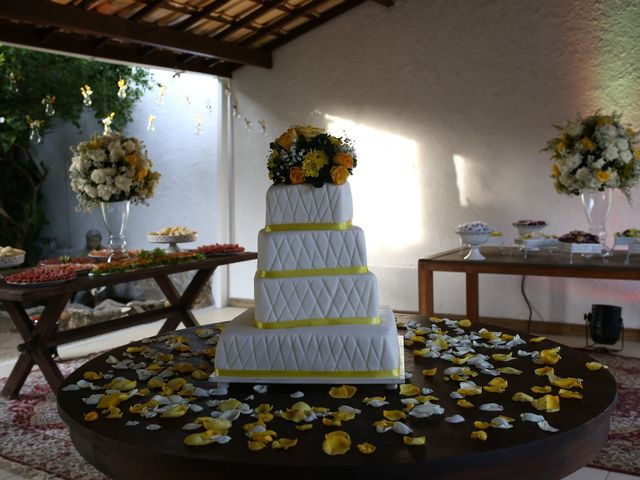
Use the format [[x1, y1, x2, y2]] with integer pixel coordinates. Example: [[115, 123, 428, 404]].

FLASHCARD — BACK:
[[212, 127, 402, 385]]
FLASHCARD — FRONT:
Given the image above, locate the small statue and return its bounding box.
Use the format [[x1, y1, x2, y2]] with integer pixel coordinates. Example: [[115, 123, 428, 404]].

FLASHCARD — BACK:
[[84, 229, 103, 255]]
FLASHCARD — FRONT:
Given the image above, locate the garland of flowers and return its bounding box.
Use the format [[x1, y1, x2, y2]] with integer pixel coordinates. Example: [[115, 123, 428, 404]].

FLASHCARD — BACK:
[[543, 112, 640, 200], [69, 131, 161, 212], [267, 126, 357, 187]]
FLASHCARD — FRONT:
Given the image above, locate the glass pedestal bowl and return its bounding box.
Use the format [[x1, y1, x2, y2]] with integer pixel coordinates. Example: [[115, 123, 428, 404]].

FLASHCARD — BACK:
[[457, 232, 490, 260]]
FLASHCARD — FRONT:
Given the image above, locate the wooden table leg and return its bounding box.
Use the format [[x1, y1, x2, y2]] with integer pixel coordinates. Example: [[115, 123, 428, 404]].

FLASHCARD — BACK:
[[418, 263, 434, 317], [466, 272, 479, 322], [1, 294, 71, 398], [154, 267, 216, 334]]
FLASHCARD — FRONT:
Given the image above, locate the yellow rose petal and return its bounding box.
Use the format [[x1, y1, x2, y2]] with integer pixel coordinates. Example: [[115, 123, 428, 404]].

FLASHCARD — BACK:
[[558, 389, 583, 399], [104, 378, 137, 392], [126, 345, 148, 353], [172, 362, 195, 374], [201, 418, 231, 434], [414, 348, 430, 357], [399, 384, 421, 397], [258, 412, 274, 423], [512, 392, 534, 402], [83, 411, 98, 422], [323, 431, 351, 455], [147, 377, 165, 389], [243, 421, 266, 432], [218, 398, 242, 411], [491, 353, 514, 362], [471, 430, 488, 441], [535, 366, 555, 376], [329, 385, 357, 399], [105, 406, 123, 419], [497, 367, 523, 375], [247, 430, 277, 443], [458, 319, 472, 328], [184, 431, 215, 446], [363, 396, 387, 406], [403, 436, 426, 446], [247, 441, 267, 451], [322, 416, 342, 427], [272, 438, 298, 450], [531, 386, 552, 394], [160, 404, 189, 418], [97, 393, 126, 409], [166, 377, 186, 392], [548, 374, 583, 390], [457, 399, 474, 408], [530, 337, 546, 343], [295, 424, 314, 431], [191, 369, 209, 380], [473, 421, 490, 430], [531, 394, 560, 413], [539, 347, 562, 365], [357, 442, 376, 454], [83, 371, 103, 381], [383, 410, 407, 421], [586, 361, 608, 371]]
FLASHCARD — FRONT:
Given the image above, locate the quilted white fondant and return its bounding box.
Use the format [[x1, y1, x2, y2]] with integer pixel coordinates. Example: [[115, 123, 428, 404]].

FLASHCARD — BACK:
[[265, 182, 352, 225], [257, 227, 367, 272], [254, 272, 379, 325], [215, 306, 399, 373]]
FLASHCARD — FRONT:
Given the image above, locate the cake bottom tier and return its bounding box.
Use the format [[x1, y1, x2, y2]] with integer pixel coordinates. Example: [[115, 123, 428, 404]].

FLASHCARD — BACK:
[[211, 305, 403, 385]]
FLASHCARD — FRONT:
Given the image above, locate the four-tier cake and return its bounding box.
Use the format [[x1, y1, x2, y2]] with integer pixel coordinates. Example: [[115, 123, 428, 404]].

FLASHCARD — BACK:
[[212, 126, 403, 386]]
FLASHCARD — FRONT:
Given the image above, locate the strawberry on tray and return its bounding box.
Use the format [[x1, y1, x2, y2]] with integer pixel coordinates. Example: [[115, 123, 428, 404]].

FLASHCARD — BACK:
[[3, 266, 77, 285], [39, 256, 96, 274], [194, 243, 245, 255]]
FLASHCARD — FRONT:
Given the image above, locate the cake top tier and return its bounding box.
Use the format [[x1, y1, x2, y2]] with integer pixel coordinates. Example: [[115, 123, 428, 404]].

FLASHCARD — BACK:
[[267, 125, 357, 187]]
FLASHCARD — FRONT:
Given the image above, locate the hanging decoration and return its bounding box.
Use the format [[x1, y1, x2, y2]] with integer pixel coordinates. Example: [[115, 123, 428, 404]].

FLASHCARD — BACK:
[[258, 120, 266, 135], [117, 78, 127, 99], [102, 112, 115, 134], [80, 84, 93, 106], [194, 114, 202, 135], [155, 83, 167, 105], [206, 100, 214, 115], [42, 94, 56, 117], [26, 116, 43, 144], [232, 98, 239, 118], [8, 72, 19, 93], [243, 117, 252, 131], [184, 95, 191, 105], [147, 114, 156, 132]]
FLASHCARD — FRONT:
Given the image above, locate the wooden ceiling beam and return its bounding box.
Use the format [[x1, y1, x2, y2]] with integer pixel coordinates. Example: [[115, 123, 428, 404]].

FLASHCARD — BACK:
[[129, 0, 166, 21], [213, 0, 283, 40], [0, 20, 233, 77], [263, 0, 366, 51], [173, 0, 230, 31], [369, 0, 394, 6], [0, 0, 271, 68], [239, 0, 328, 47]]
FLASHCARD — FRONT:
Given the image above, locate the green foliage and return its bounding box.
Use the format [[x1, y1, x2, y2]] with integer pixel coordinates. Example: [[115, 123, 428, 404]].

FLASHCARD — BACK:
[[0, 45, 153, 254]]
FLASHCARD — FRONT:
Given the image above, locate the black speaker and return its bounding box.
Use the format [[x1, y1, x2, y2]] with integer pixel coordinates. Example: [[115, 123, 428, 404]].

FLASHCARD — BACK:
[[585, 304, 623, 345]]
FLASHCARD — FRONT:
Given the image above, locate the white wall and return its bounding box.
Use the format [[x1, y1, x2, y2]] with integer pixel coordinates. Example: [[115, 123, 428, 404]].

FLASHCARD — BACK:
[[230, 0, 640, 328], [36, 68, 231, 302]]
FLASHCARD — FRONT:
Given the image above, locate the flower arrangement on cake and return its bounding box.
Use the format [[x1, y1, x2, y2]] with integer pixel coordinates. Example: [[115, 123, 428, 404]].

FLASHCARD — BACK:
[[542, 112, 640, 200], [267, 125, 357, 187], [69, 132, 161, 211]]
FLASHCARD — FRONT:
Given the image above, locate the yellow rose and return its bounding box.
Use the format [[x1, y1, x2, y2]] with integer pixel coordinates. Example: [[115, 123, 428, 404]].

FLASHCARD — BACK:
[[595, 169, 610, 183], [551, 163, 561, 178], [276, 128, 298, 149], [135, 168, 148, 181], [289, 167, 306, 184], [333, 152, 353, 169], [596, 115, 614, 126], [330, 165, 349, 185], [295, 125, 324, 140], [580, 137, 596, 152]]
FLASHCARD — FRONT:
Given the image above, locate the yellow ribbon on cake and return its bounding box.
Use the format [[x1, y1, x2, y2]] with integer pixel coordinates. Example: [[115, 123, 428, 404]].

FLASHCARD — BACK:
[[214, 367, 400, 378], [265, 220, 352, 232], [257, 265, 368, 279], [255, 316, 381, 329]]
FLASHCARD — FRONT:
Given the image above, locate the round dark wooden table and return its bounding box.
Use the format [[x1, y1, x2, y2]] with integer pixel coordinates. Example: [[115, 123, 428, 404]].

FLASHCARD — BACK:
[[57, 314, 616, 480]]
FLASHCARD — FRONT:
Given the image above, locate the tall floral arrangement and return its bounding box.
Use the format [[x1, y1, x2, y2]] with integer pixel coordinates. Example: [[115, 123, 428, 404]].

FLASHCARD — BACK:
[[69, 132, 161, 211], [267, 125, 357, 187], [543, 112, 640, 200]]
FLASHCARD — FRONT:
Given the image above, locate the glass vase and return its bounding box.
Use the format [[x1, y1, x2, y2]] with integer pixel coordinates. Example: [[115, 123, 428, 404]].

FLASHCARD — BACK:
[[100, 200, 130, 262], [580, 189, 612, 248]]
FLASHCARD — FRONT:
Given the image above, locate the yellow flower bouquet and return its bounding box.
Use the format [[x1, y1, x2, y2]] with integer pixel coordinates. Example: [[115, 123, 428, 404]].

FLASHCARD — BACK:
[[267, 125, 357, 187], [543, 112, 640, 199], [69, 131, 161, 211]]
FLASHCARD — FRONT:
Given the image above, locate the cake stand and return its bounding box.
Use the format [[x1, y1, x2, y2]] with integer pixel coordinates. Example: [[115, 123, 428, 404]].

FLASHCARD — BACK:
[[457, 232, 489, 260], [147, 233, 198, 252]]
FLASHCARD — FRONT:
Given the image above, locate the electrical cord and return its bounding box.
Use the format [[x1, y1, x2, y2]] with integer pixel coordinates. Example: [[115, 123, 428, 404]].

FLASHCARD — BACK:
[[521, 275, 533, 333]]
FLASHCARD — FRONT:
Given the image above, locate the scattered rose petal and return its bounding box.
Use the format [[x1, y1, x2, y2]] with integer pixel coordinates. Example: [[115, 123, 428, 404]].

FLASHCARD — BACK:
[[146, 424, 162, 431], [290, 391, 304, 399], [357, 442, 376, 454], [445, 414, 465, 423], [323, 431, 351, 455], [403, 436, 425, 446]]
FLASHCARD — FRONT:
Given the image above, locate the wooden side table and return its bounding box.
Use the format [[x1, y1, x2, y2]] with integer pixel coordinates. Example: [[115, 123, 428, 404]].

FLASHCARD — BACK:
[[0, 252, 257, 398]]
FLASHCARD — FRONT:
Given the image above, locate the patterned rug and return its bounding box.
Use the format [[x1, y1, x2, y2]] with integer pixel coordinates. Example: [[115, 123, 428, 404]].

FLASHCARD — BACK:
[[0, 352, 638, 479], [586, 351, 640, 476]]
